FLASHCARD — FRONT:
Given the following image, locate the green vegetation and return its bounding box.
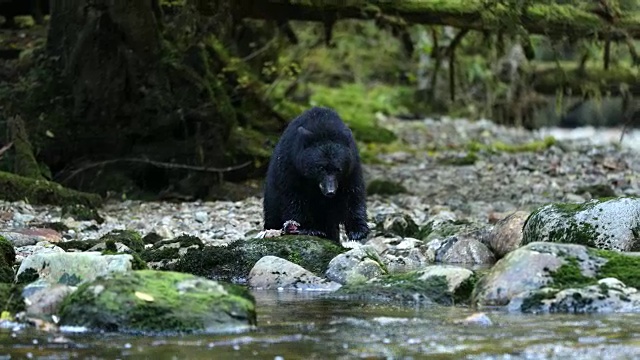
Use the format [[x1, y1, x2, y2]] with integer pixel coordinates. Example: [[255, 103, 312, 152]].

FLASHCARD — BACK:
[[307, 83, 406, 143], [0, 171, 102, 207], [543, 250, 640, 291], [58, 270, 256, 334], [0, 236, 16, 284], [467, 136, 557, 154], [593, 250, 640, 289], [437, 152, 479, 166]]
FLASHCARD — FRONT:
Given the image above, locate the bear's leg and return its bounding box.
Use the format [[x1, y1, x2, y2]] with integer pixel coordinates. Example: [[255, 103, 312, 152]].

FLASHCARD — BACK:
[[344, 189, 370, 242], [324, 225, 340, 243]]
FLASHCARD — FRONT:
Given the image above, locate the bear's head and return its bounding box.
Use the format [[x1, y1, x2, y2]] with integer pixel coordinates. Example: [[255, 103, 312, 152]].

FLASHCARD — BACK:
[[294, 125, 355, 198]]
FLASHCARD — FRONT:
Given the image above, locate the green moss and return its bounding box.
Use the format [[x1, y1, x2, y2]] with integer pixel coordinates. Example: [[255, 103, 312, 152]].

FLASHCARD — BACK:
[[308, 83, 407, 144], [142, 232, 164, 245], [454, 273, 478, 304], [358, 141, 415, 164], [467, 136, 556, 154], [0, 171, 102, 207], [545, 249, 640, 292], [9, 115, 44, 180], [522, 198, 640, 249], [376, 213, 420, 238], [170, 236, 345, 283], [592, 250, 640, 289], [335, 272, 455, 305], [58, 270, 256, 334], [548, 257, 595, 288], [99, 230, 145, 253], [0, 236, 16, 268], [366, 179, 408, 196], [0, 283, 25, 314], [15, 268, 38, 285], [0, 236, 15, 284], [101, 250, 148, 271], [519, 288, 560, 313], [437, 152, 478, 166]]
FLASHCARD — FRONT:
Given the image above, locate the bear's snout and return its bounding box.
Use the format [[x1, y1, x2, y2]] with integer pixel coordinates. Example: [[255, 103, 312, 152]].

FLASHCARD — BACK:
[[319, 175, 338, 197]]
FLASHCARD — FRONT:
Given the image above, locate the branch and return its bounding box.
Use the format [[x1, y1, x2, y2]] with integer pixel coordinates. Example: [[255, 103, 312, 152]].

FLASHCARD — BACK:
[[0, 142, 13, 159], [58, 158, 252, 184], [237, 0, 640, 40], [531, 65, 640, 96]]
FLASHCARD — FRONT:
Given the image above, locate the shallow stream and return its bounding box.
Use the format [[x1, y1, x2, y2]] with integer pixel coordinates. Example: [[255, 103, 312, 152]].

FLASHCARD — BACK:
[[2, 291, 640, 359]]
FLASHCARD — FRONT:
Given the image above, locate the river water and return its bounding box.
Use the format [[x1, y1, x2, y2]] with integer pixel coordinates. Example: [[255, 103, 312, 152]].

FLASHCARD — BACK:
[[2, 126, 640, 359], [2, 290, 640, 359]]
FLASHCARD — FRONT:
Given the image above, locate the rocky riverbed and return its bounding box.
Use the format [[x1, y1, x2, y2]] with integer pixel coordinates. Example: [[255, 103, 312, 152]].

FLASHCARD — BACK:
[[1, 117, 640, 358], [2, 117, 638, 246]]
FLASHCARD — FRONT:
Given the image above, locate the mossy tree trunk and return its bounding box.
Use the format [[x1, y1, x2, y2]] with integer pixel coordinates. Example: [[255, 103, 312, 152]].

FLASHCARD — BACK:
[[21, 0, 284, 199]]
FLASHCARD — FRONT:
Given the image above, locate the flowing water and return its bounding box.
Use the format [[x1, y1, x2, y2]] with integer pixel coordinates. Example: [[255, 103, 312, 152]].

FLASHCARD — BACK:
[[2, 291, 640, 359]]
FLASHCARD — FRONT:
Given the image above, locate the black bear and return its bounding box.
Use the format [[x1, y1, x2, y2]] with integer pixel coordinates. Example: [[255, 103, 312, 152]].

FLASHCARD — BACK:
[[263, 106, 370, 243]]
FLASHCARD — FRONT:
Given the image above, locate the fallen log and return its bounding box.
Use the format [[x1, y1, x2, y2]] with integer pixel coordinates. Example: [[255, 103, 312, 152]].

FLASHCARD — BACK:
[[237, 0, 640, 40]]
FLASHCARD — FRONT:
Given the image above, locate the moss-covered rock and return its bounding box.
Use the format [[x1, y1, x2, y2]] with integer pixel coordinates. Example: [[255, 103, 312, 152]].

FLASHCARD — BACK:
[[141, 234, 204, 265], [144, 235, 345, 284], [0, 283, 25, 314], [101, 251, 148, 271], [0, 171, 102, 207], [61, 204, 105, 223], [99, 230, 145, 253], [437, 152, 478, 166], [366, 179, 408, 196], [334, 265, 477, 305], [56, 238, 103, 252], [16, 252, 135, 287], [522, 197, 640, 251], [472, 241, 640, 309], [58, 270, 257, 334], [373, 213, 420, 238], [0, 236, 16, 284], [142, 232, 164, 245]]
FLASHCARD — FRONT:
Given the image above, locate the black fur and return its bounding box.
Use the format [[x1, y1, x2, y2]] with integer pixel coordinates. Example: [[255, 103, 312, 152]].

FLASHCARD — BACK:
[[263, 106, 370, 243]]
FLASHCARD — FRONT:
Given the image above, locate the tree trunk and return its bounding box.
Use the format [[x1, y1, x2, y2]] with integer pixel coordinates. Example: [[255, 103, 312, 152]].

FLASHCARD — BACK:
[[33, 0, 246, 198]]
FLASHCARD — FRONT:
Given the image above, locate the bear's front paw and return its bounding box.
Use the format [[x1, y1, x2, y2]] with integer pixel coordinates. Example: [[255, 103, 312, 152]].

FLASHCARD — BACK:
[[346, 229, 369, 242]]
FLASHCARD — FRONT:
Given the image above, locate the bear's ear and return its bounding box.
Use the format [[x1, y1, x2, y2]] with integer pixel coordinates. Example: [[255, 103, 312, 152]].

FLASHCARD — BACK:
[[297, 126, 314, 137]]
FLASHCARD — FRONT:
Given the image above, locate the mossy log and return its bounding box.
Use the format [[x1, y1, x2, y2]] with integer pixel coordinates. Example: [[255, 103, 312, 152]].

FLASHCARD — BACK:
[[238, 0, 640, 40], [0, 171, 102, 207], [531, 65, 640, 96]]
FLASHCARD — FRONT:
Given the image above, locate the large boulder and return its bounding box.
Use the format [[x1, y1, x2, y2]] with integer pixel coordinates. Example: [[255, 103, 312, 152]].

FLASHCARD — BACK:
[[522, 197, 640, 251], [58, 270, 257, 334]]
